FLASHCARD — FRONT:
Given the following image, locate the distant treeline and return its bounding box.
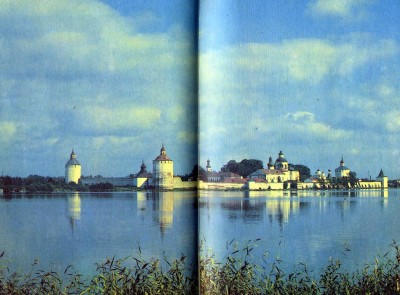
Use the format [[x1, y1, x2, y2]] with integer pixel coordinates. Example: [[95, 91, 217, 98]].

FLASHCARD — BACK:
[[0, 175, 114, 193]]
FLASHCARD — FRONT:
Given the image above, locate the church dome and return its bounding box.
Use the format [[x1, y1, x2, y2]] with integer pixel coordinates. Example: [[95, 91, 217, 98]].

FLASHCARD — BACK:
[[154, 144, 172, 161], [275, 151, 288, 163], [335, 165, 349, 171], [65, 150, 80, 167], [275, 157, 288, 163]]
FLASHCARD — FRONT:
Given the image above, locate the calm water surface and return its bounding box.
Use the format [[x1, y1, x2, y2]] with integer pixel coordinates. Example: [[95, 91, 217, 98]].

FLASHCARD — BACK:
[[0, 191, 198, 275], [1, 189, 400, 276], [200, 189, 400, 274]]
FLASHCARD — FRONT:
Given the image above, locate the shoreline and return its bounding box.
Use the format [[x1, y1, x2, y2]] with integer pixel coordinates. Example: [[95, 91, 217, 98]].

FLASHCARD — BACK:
[[0, 186, 394, 195]]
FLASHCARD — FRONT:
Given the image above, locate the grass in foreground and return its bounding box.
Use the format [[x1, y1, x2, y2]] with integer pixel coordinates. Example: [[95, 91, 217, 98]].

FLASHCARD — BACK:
[[1, 241, 400, 294]]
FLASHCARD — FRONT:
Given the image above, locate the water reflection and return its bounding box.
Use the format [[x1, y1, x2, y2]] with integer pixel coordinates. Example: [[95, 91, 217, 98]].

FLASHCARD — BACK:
[[382, 189, 388, 208], [265, 198, 300, 225], [221, 197, 265, 222], [137, 192, 147, 212], [200, 189, 400, 275], [67, 192, 81, 229], [152, 191, 174, 237], [200, 189, 393, 228]]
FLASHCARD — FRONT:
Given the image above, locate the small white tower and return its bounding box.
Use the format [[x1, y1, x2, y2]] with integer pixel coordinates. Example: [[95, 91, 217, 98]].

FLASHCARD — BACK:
[[65, 149, 81, 184], [206, 159, 212, 172], [377, 169, 388, 189], [153, 144, 174, 190]]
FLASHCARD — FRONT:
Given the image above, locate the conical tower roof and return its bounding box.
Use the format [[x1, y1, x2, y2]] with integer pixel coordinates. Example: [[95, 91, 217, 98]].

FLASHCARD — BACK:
[[65, 149, 80, 167], [154, 144, 172, 161]]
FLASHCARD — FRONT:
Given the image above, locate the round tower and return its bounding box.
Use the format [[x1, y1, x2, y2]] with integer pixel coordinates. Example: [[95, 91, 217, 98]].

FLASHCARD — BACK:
[[153, 144, 174, 190], [65, 149, 81, 184]]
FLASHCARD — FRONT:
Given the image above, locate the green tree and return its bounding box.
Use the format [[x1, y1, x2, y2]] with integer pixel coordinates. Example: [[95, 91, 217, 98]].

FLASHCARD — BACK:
[[221, 159, 263, 177], [89, 182, 113, 192], [291, 164, 311, 182]]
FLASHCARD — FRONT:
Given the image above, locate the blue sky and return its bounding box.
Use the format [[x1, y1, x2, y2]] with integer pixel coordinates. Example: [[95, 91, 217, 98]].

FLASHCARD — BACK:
[[1, 1, 399, 179], [200, 0, 400, 179], [0, 0, 197, 177]]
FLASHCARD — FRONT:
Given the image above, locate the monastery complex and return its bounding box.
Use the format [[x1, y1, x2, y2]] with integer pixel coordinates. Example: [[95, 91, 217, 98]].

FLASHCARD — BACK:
[[65, 146, 388, 190]]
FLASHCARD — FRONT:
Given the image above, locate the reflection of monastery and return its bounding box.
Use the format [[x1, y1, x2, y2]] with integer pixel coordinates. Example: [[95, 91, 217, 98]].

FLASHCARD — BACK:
[[65, 190, 176, 236], [67, 192, 81, 229], [65, 147, 388, 190]]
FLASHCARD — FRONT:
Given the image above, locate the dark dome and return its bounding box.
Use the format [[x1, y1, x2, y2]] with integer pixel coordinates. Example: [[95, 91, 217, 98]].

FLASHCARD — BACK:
[[275, 157, 288, 163], [335, 166, 349, 171], [65, 158, 80, 167]]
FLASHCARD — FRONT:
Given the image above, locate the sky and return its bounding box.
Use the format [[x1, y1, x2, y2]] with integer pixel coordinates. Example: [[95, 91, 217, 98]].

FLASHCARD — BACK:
[[1, 1, 400, 179], [199, 0, 400, 179], [0, 0, 197, 177]]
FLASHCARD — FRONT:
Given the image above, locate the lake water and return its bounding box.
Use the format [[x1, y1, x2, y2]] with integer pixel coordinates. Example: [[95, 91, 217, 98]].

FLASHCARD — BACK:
[[1, 189, 400, 277], [0, 191, 198, 275]]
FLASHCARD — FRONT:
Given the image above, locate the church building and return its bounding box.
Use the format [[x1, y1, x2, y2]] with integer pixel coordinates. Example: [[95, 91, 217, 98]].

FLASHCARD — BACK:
[[248, 151, 300, 185], [334, 156, 351, 179]]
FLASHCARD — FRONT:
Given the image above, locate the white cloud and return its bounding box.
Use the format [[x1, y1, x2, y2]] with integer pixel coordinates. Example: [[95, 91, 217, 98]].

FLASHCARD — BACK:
[[200, 38, 397, 94], [0, 121, 17, 143], [285, 111, 351, 141], [0, 0, 197, 176], [386, 111, 400, 133], [199, 34, 400, 177], [76, 106, 162, 134], [308, 0, 373, 20], [178, 131, 197, 144]]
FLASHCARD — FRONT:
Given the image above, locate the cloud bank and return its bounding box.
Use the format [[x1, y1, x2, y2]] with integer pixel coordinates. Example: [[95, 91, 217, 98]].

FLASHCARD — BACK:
[[0, 0, 197, 176]]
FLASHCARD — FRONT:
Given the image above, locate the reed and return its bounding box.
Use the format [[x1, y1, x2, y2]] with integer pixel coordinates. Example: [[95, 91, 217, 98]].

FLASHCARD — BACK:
[[1, 240, 400, 294]]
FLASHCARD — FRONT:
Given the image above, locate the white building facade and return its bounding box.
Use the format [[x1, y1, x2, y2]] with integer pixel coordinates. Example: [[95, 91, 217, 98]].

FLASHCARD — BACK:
[[153, 144, 174, 190], [334, 157, 350, 179], [65, 150, 81, 184], [249, 151, 300, 184]]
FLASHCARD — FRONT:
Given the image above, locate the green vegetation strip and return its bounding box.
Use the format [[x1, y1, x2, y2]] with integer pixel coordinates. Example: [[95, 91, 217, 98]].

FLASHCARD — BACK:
[[1, 241, 400, 294]]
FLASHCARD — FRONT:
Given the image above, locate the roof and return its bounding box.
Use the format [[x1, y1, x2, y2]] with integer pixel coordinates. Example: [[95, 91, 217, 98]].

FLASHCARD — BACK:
[[377, 169, 385, 177], [207, 171, 221, 178], [136, 172, 152, 178], [221, 177, 247, 183], [250, 169, 286, 176], [335, 166, 349, 171], [249, 177, 267, 183], [154, 154, 172, 161], [136, 161, 151, 176], [65, 158, 80, 166], [275, 157, 288, 163], [154, 144, 173, 161], [219, 172, 242, 178], [262, 169, 285, 175]]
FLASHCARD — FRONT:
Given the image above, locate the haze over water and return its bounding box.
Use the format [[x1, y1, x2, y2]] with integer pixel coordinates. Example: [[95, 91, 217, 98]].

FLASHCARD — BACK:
[[1, 190, 400, 277]]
